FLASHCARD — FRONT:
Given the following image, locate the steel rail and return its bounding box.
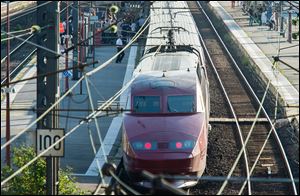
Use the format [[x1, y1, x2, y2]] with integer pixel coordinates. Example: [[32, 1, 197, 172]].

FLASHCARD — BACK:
[[194, 2, 252, 194], [197, 1, 297, 195]]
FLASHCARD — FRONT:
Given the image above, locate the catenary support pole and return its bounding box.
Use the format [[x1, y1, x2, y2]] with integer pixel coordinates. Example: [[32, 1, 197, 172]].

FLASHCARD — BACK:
[[37, 1, 60, 194]]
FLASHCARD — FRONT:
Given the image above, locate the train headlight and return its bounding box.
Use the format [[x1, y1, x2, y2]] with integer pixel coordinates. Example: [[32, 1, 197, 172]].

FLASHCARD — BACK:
[[170, 140, 195, 150], [131, 141, 157, 150], [183, 140, 195, 148], [132, 141, 143, 150]]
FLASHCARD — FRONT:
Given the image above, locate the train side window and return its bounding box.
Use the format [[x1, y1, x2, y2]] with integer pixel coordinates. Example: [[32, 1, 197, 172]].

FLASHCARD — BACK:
[[133, 96, 161, 113]]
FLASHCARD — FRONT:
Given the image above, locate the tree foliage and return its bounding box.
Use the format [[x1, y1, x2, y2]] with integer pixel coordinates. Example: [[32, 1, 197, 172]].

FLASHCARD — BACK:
[[1, 145, 86, 195]]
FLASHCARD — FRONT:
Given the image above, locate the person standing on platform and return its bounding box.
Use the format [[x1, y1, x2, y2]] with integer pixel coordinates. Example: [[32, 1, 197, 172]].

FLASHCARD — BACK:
[[116, 36, 125, 63], [248, 6, 254, 26], [257, 4, 263, 25], [261, 10, 267, 25], [269, 11, 276, 30], [231, 1, 235, 8], [138, 16, 145, 31], [131, 21, 137, 39], [238, 1, 243, 7]]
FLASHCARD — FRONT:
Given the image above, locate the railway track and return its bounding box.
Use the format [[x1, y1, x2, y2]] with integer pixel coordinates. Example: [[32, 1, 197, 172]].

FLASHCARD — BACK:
[[187, 1, 297, 195], [1, 32, 36, 87], [101, 2, 298, 195], [1, 1, 37, 86], [1, 1, 36, 21], [1, 2, 51, 87]]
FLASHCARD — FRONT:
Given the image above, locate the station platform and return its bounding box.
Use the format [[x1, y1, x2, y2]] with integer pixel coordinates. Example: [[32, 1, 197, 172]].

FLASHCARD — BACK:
[[1, 42, 138, 193], [208, 1, 299, 131]]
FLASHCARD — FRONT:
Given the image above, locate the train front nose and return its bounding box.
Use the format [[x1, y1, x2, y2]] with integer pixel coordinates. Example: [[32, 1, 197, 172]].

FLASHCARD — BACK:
[[123, 113, 207, 178], [123, 134, 206, 176]]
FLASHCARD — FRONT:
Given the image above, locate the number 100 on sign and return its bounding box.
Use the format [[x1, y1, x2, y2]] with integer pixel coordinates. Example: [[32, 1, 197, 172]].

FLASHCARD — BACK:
[[37, 129, 65, 157]]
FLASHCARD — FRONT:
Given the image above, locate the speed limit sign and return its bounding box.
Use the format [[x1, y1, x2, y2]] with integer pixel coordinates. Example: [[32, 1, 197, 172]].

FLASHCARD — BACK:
[[36, 129, 65, 157]]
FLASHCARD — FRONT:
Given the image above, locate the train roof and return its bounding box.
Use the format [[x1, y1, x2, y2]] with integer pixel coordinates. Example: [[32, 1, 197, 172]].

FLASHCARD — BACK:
[[136, 52, 198, 73], [145, 1, 201, 53], [131, 70, 197, 95]]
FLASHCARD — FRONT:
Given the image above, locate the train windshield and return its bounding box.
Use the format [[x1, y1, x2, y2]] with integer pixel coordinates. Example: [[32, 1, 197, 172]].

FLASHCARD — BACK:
[[133, 96, 160, 113], [167, 95, 195, 113]]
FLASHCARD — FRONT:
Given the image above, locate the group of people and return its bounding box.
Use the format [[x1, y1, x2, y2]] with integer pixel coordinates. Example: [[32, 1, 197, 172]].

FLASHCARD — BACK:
[[116, 17, 145, 63], [115, 16, 145, 63], [59, 17, 73, 47], [245, 3, 277, 30], [96, 2, 147, 64], [231, 1, 277, 30]]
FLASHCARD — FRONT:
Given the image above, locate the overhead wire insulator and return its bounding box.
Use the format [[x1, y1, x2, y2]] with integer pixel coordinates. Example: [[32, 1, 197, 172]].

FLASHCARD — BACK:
[[110, 25, 118, 33], [31, 25, 41, 34], [110, 5, 119, 14]]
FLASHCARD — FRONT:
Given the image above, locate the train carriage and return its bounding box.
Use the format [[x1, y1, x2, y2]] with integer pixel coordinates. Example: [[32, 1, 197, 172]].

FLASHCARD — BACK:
[[122, 1, 210, 187]]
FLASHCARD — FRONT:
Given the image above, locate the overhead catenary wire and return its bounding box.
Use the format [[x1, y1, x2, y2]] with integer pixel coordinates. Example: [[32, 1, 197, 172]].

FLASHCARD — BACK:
[[1, 30, 65, 59], [1, 15, 149, 176], [0, 16, 137, 88], [85, 76, 108, 102], [1, 76, 83, 152], [195, 5, 252, 193], [1, 13, 149, 188], [109, 170, 141, 195], [85, 76, 108, 163], [87, 120, 107, 186], [238, 100, 280, 194], [217, 80, 271, 195], [1, 24, 49, 62], [1, 9, 36, 25], [85, 75, 108, 187], [1, 75, 137, 187], [1, 24, 48, 86], [196, 1, 298, 194], [1, 33, 35, 64], [1, 18, 148, 87], [0, 111, 124, 121], [1, 31, 31, 42], [1, 27, 31, 36], [84, 75, 135, 193], [87, 17, 149, 194], [93, 16, 152, 195], [0, 60, 97, 88], [1, 16, 117, 70], [87, 21, 150, 77]]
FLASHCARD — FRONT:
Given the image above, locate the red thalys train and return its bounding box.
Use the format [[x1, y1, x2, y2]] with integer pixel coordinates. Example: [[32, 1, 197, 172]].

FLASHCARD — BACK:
[[122, 1, 210, 187]]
